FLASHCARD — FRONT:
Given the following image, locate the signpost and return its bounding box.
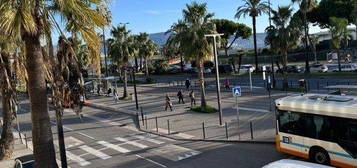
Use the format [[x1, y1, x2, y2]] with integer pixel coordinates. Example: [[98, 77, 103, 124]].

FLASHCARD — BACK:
[[249, 68, 253, 92], [233, 87, 241, 140]]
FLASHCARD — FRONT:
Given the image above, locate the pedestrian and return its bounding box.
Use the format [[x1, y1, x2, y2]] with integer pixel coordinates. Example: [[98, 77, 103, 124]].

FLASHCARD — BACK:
[[113, 88, 119, 103], [177, 89, 185, 104], [224, 79, 230, 90], [165, 94, 173, 111], [185, 78, 191, 90], [106, 88, 112, 96], [189, 90, 196, 107], [97, 84, 100, 95]]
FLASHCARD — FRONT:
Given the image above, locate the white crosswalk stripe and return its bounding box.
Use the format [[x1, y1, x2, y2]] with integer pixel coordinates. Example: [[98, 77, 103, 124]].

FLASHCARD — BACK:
[[115, 137, 148, 148], [133, 135, 164, 144], [67, 151, 91, 166], [79, 145, 111, 160], [97, 141, 130, 153]]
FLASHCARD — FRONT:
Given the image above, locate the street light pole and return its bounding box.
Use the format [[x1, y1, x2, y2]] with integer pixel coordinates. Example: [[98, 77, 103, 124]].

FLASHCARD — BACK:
[[205, 34, 224, 125]]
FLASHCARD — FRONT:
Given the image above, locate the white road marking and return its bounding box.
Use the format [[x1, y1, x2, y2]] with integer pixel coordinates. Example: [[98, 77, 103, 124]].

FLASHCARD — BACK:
[[135, 154, 168, 168], [133, 135, 164, 144], [115, 137, 148, 148], [155, 128, 194, 139], [66, 151, 91, 166], [97, 141, 130, 153], [79, 145, 111, 160], [50, 121, 96, 140], [77, 132, 96, 140], [232, 106, 270, 113]]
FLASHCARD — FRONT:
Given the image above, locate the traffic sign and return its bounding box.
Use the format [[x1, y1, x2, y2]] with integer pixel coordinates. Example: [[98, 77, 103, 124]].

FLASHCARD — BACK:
[[232, 87, 241, 97]]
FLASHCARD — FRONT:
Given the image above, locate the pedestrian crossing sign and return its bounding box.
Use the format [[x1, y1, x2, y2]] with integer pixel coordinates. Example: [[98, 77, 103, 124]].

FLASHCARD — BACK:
[[233, 87, 241, 97]]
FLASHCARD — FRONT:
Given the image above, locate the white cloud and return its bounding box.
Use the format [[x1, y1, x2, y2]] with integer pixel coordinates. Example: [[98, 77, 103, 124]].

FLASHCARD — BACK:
[[144, 10, 161, 15]]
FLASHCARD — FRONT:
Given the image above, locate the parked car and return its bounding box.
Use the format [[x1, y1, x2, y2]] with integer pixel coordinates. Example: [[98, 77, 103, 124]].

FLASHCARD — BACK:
[[331, 64, 357, 72], [262, 159, 334, 168], [310, 63, 328, 73], [218, 64, 234, 73], [287, 65, 301, 73], [13, 154, 34, 168], [326, 64, 338, 72], [239, 64, 255, 74], [167, 65, 181, 73]]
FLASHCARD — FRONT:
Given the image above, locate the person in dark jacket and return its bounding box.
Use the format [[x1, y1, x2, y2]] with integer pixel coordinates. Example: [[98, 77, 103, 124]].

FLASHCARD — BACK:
[[177, 90, 185, 104]]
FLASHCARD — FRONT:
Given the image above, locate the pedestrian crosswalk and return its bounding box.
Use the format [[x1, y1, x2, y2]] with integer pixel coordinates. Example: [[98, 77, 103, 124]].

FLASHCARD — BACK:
[[66, 134, 198, 167]]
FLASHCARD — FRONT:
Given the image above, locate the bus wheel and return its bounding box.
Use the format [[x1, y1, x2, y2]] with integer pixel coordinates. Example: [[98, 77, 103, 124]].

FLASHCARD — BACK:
[[310, 147, 330, 165]]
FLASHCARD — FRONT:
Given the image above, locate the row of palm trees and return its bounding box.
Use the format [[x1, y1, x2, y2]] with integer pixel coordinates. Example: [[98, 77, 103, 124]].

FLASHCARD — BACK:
[[108, 25, 158, 98]]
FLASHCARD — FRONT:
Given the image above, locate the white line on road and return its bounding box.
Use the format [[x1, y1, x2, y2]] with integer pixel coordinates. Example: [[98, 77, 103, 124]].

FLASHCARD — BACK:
[[50, 121, 96, 140], [115, 137, 148, 149], [66, 151, 91, 166], [155, 128, 194, 139], [77, 132, 96, 140], [135, 154, 168, 168], [133, 135, 164, 144], [79, 145, 111, 160], [232, 106, 270, 113], [97, 141, 130, 153]]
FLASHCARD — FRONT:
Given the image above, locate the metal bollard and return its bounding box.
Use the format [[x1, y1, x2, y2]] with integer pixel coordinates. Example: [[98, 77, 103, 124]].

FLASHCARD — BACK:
[[250, 122, 254, 140], [202, 122, 206, 139], [225, 122, 228, 139], [155, 117, 158, 132], [24, 134, 28, 148], [145, 117, 148, 130], [167, 120, 170, 135], [141, 107, 144, 126]]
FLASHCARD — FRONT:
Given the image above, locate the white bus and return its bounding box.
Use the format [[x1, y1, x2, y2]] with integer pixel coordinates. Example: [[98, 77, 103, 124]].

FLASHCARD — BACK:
[[275, 94, 357, 168]]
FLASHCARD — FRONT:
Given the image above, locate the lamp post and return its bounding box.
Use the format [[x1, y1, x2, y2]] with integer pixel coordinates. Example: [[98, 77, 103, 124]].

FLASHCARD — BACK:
[[205, 33, 224, 125]]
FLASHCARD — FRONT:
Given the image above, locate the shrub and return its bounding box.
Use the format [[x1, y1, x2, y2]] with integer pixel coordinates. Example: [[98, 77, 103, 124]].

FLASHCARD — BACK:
[[191, 105, 218, 113]]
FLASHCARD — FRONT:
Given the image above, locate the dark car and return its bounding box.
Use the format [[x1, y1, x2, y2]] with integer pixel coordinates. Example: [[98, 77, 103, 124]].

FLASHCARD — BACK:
[[13, 154, 34, 168], [287, 65, 301, 73]]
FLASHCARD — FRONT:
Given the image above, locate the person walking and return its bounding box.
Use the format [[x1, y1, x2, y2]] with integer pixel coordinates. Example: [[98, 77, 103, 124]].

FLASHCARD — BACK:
[[165, 94, 173, 111], [177, 90, 185, 104], [106, 88, 112, 97], [224, 79, 230, 90], [189, 90, 196, 107], [97, 84, 101, 95], [185, 78, 191, 90], [113, 88, 119, 103]]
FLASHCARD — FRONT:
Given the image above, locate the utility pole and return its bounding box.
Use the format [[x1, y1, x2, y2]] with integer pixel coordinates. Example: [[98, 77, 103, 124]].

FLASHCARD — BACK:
[[205, 34, 224, 125], [268, 0, 276, 88]]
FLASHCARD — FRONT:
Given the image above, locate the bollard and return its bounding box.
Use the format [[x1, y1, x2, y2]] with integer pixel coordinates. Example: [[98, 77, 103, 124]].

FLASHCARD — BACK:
[[250, 122, 254, 140], [202, 122, 206, 139], [225, 122, 228, 139], [141, 107, 144, 126], [155, 117, 158, 132], [145, 117, 148, 130], [24, 134, 28, 148], [167, 120, 170, 135]]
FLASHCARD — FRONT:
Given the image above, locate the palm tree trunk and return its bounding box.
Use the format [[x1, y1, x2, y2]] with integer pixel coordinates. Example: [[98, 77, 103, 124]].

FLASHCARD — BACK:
[[304, 22, 310, 73], [337, 48, 342, 72], [145, 58, 149, 79], [197, 60, 207, 108], [0, 54, 14, 160], [252, 16, 259, 72], [134, 57, 139, 72], [282, 52, 289, 90], [237, 55, 242, 74], [123, 67, 128, 97], [180, 55, 184, 73], [23, 32, 58, 168]]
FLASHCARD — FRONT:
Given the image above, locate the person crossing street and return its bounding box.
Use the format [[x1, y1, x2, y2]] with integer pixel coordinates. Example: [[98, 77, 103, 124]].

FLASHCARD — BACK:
[[165, 94, 173, 111], [189, 90, 196, 107], [177, 90, 185, 104]]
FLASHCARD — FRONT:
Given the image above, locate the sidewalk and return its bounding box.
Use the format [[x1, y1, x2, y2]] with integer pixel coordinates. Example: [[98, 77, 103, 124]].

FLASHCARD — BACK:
[[86, 87, 288, 143], [0, 133, 32, 168]]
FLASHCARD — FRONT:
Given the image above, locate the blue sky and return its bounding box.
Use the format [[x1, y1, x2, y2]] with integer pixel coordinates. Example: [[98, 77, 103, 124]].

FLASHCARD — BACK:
[[108, 0, 323, 34]]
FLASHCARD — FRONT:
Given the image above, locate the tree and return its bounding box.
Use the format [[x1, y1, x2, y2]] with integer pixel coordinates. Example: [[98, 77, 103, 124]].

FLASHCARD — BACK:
[[292, 0, 317, 73], [0, 0, 106, 166], [265, 6, 301, 89], [307, 0, 354, 28], [329, 17, 348, 72], [235, 0, 270, 72], [142, 40, 158, 79], [212, 19, 252, 71], [109, 25, 133, 98], [168, 2, 216, 108], [137, 33, 150, 70], [352, 1, 357, 40]]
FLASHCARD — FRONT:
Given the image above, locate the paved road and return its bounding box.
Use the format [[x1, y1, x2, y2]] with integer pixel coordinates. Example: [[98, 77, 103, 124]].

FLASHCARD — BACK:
[[9, 100, 289, 168]]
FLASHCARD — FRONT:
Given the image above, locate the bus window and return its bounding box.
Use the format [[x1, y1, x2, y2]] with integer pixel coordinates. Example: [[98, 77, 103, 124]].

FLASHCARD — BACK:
[[350, 125, 357, 142], [278, 110, 304, 135]]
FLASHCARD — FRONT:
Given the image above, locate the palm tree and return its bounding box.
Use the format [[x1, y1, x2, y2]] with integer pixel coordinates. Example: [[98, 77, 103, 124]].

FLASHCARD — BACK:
[[168, 2, 216, 108], [142, 40, 158, 79], [109, 25, 133, 98], [137, 33, 150, 70], [329, 17, 348, 72], [265, 6, 301, 89], [235, 0, 270, 72], [0, 0, 107, 166]]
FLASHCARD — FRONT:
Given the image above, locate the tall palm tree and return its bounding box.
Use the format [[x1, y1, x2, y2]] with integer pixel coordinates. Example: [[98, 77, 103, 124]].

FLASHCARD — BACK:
[[329, 17, 348, 72], [137, 33, 149, 70], [109, 25, 133, 98], [142, 40, 158, 79], [265, 6, 301, 89], [235, 0, 270, 72], [168, 2, 216, 108], [0, 0, 107, 166]]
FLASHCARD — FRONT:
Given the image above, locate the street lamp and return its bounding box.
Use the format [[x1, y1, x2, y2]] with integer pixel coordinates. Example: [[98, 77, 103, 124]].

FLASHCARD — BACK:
[[205, 33, 224, 126]]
